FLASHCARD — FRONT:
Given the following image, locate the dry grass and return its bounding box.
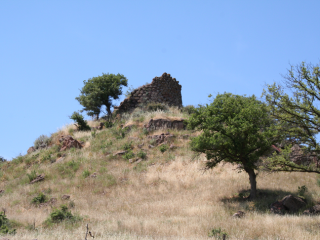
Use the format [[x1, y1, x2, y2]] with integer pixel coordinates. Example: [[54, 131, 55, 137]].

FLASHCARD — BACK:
[[2, 110, 320, 239]]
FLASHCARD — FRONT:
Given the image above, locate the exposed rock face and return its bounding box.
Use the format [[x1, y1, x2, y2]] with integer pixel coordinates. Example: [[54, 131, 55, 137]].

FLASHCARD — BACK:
[[271, 195, 307, 213], [148, 133, 175, 145], [27, 147, 36, 154], [290, 144, 316, 165], [114, 73, 182, 112], [303, 205, 320, 215], [145, 118, 185, 131], [59, 135, 83, 152], [61, 195, 70, 200], [30, 174, 45, 184]]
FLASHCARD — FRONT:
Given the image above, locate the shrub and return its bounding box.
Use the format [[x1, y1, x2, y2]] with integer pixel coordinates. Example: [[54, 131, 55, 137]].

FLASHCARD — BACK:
[[44, 205, 82, 226], [0, 156, 7, 163], [91, 130, 97, 138], [137, 150, 147, 159], [31, 192, 47, 205], [208, 227, 228, 239], [159, 144, 168, 153], [298, 185, 308, 197], [70, 112, 91, 131], [182, 105, 197, 115], [0, 211, 16, 235], [123, 150, 134, 160], [27, 170, 37, 182], [82, 169, 91, 178], [34, 135, 50, 149], [146, 102, 168, 112], [122, 142, 133, 151], [104, 121, 113, 128]]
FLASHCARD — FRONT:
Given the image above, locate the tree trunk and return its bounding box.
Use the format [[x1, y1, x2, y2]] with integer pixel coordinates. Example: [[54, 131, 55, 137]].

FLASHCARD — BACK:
[[244, 167, 257, 200]]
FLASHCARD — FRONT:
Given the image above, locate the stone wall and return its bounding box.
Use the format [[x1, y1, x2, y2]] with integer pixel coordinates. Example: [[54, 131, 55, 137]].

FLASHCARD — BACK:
[[114, 72, 182, 112]]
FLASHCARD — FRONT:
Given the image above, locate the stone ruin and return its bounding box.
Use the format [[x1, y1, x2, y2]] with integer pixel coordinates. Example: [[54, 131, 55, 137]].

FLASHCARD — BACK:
[[114, 72, 182, 113]]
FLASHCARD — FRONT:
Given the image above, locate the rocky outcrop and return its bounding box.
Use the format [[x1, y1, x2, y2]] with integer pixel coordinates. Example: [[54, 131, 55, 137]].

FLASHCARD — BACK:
[[145, 118, 185, 131], [27, 147, 36, 154], [271, 195, 307, 213], [290, 144, 317, 166], [303, 205, 320, 215], [148, 133, 175, 145], [30, 174, 45, 184], [59, 135, 83, 152], [114, 73, 182, 112]]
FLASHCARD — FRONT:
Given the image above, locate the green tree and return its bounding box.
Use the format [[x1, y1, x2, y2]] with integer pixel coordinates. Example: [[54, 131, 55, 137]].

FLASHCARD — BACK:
[[76, 73, 128, 119], [188, 93, 282, 199], [263, 62, 320, 173], [70, 112, 91, 131]]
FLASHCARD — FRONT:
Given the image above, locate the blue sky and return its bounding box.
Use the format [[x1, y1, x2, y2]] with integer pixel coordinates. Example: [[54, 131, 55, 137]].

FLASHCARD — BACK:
[[1, 1, 320, 160]]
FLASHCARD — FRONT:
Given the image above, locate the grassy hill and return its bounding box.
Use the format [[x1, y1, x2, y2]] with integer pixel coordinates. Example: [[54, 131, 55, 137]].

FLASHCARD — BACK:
[[1, 106, 320, 240]]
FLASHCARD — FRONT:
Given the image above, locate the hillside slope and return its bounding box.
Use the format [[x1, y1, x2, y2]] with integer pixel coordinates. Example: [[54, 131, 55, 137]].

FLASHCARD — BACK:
[[1, 107, 320, 240]]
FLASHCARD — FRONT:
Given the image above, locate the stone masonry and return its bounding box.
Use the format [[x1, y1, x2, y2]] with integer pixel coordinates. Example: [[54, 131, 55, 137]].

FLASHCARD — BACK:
[[114, 72, 182, 112]]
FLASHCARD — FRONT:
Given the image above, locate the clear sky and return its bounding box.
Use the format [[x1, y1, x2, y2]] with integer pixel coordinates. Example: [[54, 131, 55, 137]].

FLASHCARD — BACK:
[[1, 1, 320, 160]]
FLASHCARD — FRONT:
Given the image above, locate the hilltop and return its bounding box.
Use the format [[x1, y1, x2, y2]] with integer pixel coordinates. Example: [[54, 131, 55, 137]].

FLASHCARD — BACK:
[[0, 105, 320, 240]]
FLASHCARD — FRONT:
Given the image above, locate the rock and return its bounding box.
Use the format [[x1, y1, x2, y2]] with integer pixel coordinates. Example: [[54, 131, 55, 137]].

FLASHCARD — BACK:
[[232, 211, 245, 218], [138, 143, 144, 148], [29, 174, 45, 184], [290, 144, 316, 165], [113, 150, 127, 156], [281, 195, 307, 212], [61, 195, 70, 200], [169, 144, 177, 149], [27, 146, 36, 154], [135, 159, 142, 164], [38, 198, 57, 208], [148, 145, 155, 148], [59, 135, 82, 152], [270, 201, 286, 214], [145, 118, 185, 131], [90, 172, 97, 178], [55, 156, 65, 163], [148, 133, 175, 145], [303, 204, 320, 215], [0, 190, 4, 195], [271, 195, 307, 213]]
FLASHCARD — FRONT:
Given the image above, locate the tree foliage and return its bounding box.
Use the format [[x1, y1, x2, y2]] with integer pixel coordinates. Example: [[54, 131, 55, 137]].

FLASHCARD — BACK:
[[70, 112, 91, 131], [188, 93, 282, 199], [76, 73, 128, 119], [263, 62, 320, 173]]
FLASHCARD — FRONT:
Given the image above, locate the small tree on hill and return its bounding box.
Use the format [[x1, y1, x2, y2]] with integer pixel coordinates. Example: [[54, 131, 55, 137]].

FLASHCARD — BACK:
[[70, 112, 91, 131], [188, 93, 283, 199], [76, 73, 128, 120]]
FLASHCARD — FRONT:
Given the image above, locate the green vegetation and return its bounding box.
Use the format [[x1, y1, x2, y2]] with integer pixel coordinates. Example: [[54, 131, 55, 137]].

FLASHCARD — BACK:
[[31, 192, 47, 205], [0, 211, 16, 235], [137, 150, 147, 159], [159, 144, 168, 153], [34, 134, 50, 149], [26, 170, 38, 183], [123, 150, 134, 160], [44, 205, 81, 227], [76, 72, 128, 119], [70, 111, 91, 131], [208, 227, 228, 239], [188, 93, 283, 199]]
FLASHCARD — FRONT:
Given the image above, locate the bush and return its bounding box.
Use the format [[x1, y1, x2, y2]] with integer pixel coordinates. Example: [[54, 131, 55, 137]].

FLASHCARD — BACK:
[[0, 156, 7, 163], [31, 192, 47, 205], [104, 121, 113, 128], [145, 102, 168, 112], [182, 105, 197, 115], [298, 185, 308, 197], [208, 227, 228, 239], [159, 144, 168, 153], [82, 169, 91, 178], [123, 150, 135, 160], [34, 135, 50, 149], [70, 112, 91, 131], [0, 211, 16, 235], [27, 170, 37, 182], [122, 142, 133, 151], [44, 205, 82, 226], [137, 150, 147, 159]]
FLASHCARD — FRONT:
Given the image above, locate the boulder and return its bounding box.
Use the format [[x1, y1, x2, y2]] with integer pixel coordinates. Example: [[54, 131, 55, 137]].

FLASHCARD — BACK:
[[145, 118, 185, 131], [148, 133, 175, 145], [271, 195, 306, 213], [303, 204, 320, 215], [27, 147, 36, 154], [61, 195, 70, 200], [290, 144, 316, 165], [281, 195, 307, 212], [59, 135, 83, 152], [232, 211, 245, 218], [90, 172, 97, 178], [113, 150, 127, 156], [29, 174, 45, 184], [0, 190, 4, 195]]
